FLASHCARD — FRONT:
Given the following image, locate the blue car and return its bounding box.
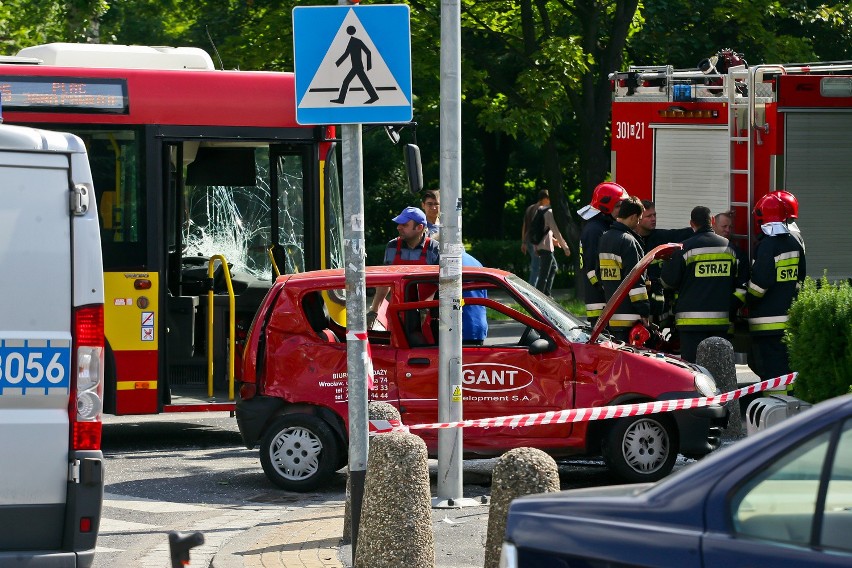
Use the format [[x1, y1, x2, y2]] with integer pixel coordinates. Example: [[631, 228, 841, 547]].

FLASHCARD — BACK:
[[502, 394, 852, 567]]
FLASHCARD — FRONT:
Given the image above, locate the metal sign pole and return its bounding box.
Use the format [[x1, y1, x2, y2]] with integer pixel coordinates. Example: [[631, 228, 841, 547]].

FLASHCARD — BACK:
[[434, 0, 477, 509], [341, 121, 369, 555], [293, 0, 412, 552]]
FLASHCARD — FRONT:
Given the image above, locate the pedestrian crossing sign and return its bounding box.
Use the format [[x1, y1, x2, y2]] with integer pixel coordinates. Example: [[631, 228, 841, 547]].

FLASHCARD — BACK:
[[293, 5, 413, 125]]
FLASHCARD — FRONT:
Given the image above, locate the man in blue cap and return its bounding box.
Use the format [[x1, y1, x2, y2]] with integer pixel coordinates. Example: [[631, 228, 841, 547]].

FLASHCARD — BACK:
[[368, 206, 441, 326], [379, 206, 441, 266]]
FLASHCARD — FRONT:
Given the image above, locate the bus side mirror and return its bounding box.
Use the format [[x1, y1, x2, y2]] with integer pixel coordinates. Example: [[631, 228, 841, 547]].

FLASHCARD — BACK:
[[404, 143, 423, 195]]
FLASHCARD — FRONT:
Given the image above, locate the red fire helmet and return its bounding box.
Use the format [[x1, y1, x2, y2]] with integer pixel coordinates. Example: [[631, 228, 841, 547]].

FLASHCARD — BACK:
[[774, 190, 799, 220], [753, 193, 788, 228], [628, 322, 651, 347], [591, 182, 628, 215]]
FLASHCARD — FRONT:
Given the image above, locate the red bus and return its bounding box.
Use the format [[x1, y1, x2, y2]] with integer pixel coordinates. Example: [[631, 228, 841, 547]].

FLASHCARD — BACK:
[[0, 42, 344, 414]]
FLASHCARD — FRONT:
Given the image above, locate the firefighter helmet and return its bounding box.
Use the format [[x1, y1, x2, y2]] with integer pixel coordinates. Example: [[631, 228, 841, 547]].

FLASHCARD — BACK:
[[753, 193, 788, 228], [591, 182, 628, 215], [775, 190, 799, 220]]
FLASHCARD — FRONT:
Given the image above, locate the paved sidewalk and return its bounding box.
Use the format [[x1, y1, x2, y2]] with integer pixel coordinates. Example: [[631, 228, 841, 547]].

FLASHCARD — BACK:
[[213, 503, 346, 568], [247, 505, 344, 568]]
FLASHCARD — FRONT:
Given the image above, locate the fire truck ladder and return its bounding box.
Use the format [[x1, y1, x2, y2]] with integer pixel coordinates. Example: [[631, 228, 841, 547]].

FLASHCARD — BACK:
[[726, 65, 752, 243]]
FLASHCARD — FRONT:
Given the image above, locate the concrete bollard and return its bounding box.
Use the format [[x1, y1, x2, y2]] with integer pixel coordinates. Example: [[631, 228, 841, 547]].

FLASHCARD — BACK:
[[483, 448, 560, 568], [696, 336, 744, 438], [343, 402, 403, 544], [353, 431, 434, 568], [367, 401, 403, 422]]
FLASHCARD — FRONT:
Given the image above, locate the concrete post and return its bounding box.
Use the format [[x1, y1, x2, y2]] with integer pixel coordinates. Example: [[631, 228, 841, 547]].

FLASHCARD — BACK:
[[343, 403, 403, 544], [354, 432, 434, 568], [696, 336, 744, 438], [483, 448, 560, 568]]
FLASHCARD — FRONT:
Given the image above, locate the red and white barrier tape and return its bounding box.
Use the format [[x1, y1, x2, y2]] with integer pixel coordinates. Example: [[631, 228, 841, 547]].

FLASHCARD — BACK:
[[368, 373, 796, 434], [345, 330, 375, 390]]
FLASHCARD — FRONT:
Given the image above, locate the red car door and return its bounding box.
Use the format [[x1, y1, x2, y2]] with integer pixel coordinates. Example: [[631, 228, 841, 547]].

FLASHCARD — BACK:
[[391, 296, 575, 455]]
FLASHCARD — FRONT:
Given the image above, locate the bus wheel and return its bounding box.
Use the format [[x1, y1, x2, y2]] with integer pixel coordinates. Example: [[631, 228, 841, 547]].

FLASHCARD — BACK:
[[260, 414, 339, 492], [602, 415, 677, 483]]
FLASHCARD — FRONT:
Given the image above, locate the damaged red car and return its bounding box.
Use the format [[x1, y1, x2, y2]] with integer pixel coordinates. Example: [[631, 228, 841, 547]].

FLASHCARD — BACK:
[[237, 247, 727, 491]]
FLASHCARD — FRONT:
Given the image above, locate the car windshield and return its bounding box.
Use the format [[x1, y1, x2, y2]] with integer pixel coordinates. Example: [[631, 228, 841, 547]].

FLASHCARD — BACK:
[[507, 274, 590, 343]]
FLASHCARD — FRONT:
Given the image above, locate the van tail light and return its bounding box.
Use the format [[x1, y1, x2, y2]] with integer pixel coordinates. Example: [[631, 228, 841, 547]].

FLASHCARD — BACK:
[[70, 305, 104, 451]]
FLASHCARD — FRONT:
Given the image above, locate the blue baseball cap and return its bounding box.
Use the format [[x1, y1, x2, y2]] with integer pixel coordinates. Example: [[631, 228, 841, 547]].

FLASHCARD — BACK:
[[392, 206, 427, 226]]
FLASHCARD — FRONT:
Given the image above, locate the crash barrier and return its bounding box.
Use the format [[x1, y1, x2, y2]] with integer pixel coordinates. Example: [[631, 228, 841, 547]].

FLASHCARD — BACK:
[[368, 373, 797, 433], [745, 394, 813, 436], [483, 448, 560, 568], [354, 431, 434, 568]]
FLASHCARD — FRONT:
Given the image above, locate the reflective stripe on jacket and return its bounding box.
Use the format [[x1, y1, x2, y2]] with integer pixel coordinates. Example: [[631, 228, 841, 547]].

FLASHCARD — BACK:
[[661, 228, 743, 331], [579, 214, 611, 320], [598, 221, 649, 327], [747, 233, 805, 335]]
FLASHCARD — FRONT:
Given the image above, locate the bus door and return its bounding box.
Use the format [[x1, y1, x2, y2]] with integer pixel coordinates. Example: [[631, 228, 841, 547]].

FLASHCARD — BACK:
[[162, 140, 315, 409], [84, 127, 157, 416]]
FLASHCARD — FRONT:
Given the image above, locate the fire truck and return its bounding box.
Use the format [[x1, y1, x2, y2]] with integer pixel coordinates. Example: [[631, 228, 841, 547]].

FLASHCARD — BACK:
[[609, 51, 852, 282]]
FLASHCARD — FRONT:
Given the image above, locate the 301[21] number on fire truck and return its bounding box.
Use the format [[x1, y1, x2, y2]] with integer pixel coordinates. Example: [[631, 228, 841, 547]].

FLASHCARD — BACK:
[[609, 49, 852, 283]]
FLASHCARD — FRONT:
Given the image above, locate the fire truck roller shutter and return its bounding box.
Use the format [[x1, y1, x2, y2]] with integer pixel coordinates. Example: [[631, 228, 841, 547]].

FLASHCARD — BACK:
[[652, 126, 730, 228], [785, 112, 852, 282]]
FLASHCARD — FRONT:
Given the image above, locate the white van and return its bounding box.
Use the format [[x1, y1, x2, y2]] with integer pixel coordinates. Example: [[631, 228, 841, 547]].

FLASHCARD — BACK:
[[0, 121, 105, 566]]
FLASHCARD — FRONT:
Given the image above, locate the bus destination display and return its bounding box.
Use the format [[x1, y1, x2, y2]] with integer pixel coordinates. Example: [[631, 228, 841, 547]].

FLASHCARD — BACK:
[[0, 76, 128, 113]]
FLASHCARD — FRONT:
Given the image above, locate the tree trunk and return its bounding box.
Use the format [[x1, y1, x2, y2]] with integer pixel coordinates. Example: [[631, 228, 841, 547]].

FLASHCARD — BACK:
[[478, 129, 514, 239], [543, 136, 581, 287]]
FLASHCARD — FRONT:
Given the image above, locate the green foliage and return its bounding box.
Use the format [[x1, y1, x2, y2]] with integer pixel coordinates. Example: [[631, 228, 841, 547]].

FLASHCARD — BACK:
[[3, 0, 851, 246], [785, 277, 852, 403], [628, 0, 852, 70], [0, 1, 66, 53]]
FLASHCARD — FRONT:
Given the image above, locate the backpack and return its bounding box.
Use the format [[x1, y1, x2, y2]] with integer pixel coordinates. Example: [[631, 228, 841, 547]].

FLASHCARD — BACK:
[[529, 207, 551, 244]]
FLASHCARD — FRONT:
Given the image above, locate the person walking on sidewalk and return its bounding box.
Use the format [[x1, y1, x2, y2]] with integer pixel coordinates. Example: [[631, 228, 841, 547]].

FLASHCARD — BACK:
[[521, 189, 549, 285], [531, 202, 571, 296], [597, 196, 649, 341], [577, 182, 628, 327], [661, 206, 744, 363]]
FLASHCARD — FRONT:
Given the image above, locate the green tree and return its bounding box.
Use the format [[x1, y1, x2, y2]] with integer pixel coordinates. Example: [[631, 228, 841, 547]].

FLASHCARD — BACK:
[[408, 0, 640, 251], [628, 1, 851, 72]]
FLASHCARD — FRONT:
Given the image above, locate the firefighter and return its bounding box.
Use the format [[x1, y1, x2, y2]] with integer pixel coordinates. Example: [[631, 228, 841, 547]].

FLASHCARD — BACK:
[[598, 196, 649, 341], [747, 192, 806, 385], [636, 200, 693, 327], [577, 182, 628, 327], [713, 210, 751, 337], [661, 206, 744, 363]]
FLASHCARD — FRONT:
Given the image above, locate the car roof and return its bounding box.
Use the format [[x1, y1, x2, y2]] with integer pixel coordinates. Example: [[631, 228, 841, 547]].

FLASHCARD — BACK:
[[278, 265, 513, 287]]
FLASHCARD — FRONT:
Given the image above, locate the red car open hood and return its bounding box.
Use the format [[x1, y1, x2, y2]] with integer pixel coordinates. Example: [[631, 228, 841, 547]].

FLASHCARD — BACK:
[[588, 243, 683, 344]]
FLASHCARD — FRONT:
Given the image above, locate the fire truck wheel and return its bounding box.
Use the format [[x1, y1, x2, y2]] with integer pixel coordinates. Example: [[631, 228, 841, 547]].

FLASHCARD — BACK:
[[260, 414, 339, 492], [602, 414, 677, 483]]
